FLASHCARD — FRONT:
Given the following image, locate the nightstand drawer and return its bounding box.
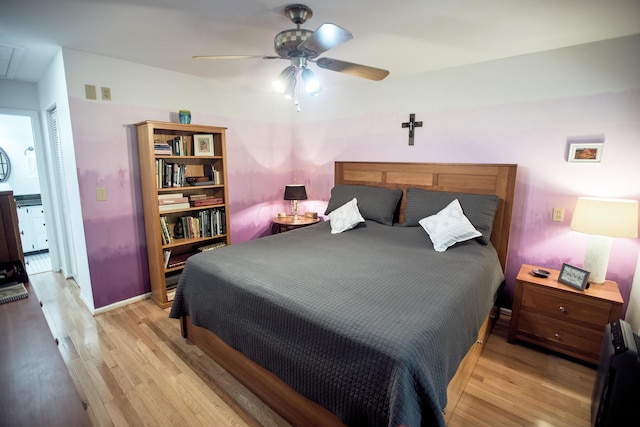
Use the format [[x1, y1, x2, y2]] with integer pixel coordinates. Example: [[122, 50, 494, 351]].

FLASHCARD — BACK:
[[518, 311, 603, 358], [521, 284, 611, 327]]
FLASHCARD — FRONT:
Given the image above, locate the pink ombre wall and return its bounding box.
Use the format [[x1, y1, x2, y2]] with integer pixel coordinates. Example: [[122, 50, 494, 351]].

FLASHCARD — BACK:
[[291, 35, 640, 314], [63, 35, 640, 313]]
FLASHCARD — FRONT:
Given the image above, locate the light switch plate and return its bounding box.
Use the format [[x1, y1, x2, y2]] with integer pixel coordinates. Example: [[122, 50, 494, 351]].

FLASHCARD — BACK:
[[85, 84, 97, 100], [96, 187, 107, 201]]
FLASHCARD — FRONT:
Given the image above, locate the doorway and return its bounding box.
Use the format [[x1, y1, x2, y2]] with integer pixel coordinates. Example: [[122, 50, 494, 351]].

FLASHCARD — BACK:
[[0, 110, 56, 275]]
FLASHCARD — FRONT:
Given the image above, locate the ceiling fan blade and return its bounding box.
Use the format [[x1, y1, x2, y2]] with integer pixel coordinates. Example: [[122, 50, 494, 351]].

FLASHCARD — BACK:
[[298, 23, 353, 57], [315, 57, 389, 81], [193, 55, 280, 60]]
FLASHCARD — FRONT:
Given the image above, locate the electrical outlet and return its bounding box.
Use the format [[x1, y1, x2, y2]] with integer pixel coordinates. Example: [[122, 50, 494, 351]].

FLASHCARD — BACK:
[[101, 87, 111, 101], [552, 208, 564, 222]]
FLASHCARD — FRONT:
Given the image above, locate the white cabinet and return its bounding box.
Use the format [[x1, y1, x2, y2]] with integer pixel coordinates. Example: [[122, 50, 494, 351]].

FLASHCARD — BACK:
[[17, 205, 48, 253]]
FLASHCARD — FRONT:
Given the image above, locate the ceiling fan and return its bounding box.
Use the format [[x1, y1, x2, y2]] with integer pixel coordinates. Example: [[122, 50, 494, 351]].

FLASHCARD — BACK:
[[193, 3, 389, 102]]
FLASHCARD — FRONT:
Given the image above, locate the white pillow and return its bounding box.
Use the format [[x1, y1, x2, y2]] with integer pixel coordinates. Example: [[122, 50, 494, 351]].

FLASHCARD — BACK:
[[328, 198, 365, 234], [418, 199, 482, 252]]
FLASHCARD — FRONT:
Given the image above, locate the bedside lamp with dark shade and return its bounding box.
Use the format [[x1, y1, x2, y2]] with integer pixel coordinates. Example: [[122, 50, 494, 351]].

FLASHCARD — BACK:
[[284, 184, 307, 221], [570, 197, 638, 284]]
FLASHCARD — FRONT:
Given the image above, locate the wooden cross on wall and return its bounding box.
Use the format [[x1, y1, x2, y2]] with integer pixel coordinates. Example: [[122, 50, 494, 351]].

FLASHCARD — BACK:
[[401, 113, 423, 146]]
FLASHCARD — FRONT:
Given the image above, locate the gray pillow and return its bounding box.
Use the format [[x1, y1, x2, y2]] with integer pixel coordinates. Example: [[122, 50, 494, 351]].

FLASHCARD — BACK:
[[402, 187, 499, 244], [324, 184, 402, 225]]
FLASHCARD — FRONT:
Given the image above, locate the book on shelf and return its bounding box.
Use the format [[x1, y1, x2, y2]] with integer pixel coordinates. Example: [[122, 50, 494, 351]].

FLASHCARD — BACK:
[[168, 136, 192, 156], [166, 271, 181, 287], [203, 164, 223, 184], [160, 216, 173, 244], [166, 288, 177, 302], [159, 202, 191, 212], [157, 161, 188, 188], [189, 193, 208, 201], [191, 197, 223, 207], [181, 207, 226, 238], [197, 242, 227, 252], [166, 252, 193, 269], [159, 196, 189, 205], [154, 142, 172, 156], [163, 249, 171, 268], [158, 193, 184, 200]]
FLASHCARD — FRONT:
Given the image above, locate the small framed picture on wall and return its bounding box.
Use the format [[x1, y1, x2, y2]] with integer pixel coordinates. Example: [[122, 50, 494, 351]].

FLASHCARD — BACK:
[[194, 134, 215, 156], [568, 143, 603, 163]]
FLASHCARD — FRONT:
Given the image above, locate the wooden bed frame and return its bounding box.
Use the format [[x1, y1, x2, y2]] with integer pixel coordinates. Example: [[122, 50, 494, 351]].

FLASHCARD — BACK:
[[180, 162, 517, 426]]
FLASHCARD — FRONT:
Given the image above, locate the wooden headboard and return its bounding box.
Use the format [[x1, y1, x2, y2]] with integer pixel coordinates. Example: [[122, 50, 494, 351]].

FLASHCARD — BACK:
[[335, 162, 517, 272]]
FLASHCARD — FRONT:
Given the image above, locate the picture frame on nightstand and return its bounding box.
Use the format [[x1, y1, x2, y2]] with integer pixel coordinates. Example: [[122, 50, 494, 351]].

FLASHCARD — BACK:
[[558, 263, 590, 290]]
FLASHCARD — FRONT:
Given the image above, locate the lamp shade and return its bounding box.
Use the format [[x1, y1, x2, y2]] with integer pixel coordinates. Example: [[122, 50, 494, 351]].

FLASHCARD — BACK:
[[284, 184, 307, 201], [570, 197, 638, 238]]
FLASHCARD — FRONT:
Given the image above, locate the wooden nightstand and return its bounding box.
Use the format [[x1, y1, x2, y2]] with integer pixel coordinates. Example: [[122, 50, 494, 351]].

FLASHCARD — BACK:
[[272, 215, 320, 233], [508, 264, 623, 365]]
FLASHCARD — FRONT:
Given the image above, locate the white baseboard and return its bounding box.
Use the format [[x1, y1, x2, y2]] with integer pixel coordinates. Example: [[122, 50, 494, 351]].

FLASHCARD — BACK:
[[92, 292, 152, 315]]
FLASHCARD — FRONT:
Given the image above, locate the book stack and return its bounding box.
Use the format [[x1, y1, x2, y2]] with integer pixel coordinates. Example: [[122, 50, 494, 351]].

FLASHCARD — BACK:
[[189, 194, 224, 207], [154, 141, 172, 156], [158, 193, 190, 212], [159, 216, 173, 244]]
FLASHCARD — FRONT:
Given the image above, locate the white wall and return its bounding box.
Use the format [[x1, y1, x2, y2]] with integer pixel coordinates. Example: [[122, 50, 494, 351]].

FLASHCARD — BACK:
[[37, 49, 94, 311]]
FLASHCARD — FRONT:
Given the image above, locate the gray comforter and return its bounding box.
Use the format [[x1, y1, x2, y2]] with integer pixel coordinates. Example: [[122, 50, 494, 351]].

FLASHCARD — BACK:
[[169, 220, 504, 427]]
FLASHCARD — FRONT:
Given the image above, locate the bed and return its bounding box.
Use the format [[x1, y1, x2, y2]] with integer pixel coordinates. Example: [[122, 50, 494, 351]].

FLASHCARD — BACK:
[[169, 161, 517, 427]]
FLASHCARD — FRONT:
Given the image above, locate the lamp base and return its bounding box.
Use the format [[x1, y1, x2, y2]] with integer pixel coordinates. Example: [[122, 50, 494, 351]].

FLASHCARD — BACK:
[[583, 234, 612, 284], [290, 200, 300, 221]]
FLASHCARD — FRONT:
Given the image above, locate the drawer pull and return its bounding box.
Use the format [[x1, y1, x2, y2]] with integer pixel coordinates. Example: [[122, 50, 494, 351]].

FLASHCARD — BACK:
[[558, 306, 566, 312], [554, 333, 560, 339]]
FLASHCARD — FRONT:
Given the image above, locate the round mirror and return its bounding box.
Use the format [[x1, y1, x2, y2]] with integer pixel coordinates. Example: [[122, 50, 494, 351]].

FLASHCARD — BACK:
[[0, 147, 10, 182]]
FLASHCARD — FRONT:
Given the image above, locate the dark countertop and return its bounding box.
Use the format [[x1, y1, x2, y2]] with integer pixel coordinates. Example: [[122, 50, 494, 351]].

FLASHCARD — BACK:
[[13, 193, 41, 207]]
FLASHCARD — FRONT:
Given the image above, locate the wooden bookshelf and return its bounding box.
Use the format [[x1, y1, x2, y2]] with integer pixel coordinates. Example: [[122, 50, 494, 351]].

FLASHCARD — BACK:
[[136, 121, 231, 308]]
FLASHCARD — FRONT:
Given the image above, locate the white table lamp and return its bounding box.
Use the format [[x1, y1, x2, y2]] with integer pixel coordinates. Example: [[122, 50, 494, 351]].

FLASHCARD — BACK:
[[570, 197, 638, 284]]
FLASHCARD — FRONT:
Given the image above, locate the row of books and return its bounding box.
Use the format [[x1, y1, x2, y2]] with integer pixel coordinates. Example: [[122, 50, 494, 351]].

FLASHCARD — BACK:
[[154, 160, 223, 189], [160, 207, 226, 244], [156, 160, 187, 188], [154, 136, 193, 156], [177, 208, 226, 239]]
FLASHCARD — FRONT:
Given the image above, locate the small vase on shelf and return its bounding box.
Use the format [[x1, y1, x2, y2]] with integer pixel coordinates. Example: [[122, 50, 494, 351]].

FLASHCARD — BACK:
[[178, 110, 191, 124]]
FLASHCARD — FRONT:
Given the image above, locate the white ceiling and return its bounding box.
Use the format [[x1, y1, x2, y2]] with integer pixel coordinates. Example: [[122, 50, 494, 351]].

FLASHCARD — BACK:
[[2, 0, 640, 90]]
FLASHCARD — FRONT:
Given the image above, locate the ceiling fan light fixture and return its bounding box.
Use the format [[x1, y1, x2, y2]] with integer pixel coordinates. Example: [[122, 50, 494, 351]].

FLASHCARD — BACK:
[[301, 68, 322, 96], [283, 70, 297, 99], [272, 65, 296, 93]]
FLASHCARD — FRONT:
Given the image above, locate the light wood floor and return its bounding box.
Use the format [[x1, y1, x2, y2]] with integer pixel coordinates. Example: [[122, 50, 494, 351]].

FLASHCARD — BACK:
[[29, 271, 597, 427]]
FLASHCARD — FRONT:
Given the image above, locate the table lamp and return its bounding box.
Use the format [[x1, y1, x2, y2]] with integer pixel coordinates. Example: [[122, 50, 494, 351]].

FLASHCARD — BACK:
[[570, 197, 638, 284], [284, 184, 307, 221]]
